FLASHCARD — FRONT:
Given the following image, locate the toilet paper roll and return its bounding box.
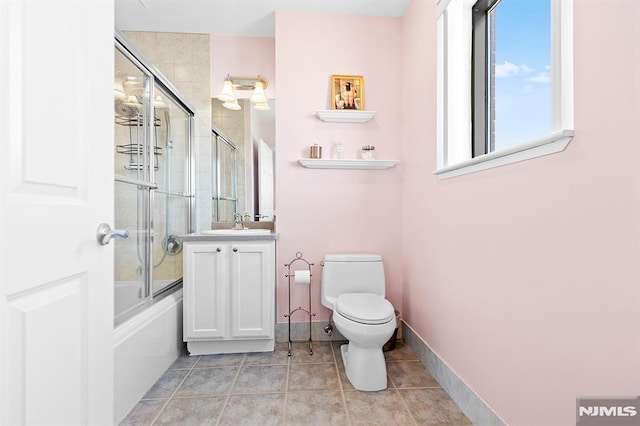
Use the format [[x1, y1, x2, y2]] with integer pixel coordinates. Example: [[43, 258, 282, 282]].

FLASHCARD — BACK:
[[294, 270, 310, 285]]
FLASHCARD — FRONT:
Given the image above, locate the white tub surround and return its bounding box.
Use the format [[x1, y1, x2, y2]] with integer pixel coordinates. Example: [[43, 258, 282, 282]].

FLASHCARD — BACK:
[[114, 288, 183, 424]]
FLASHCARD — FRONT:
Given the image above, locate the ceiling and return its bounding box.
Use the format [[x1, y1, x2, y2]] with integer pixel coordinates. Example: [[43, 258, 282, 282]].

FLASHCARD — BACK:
[[115, 0, 412, 37]]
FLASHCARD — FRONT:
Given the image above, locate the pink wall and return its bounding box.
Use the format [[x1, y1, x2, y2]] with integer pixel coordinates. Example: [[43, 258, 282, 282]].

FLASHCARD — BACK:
[[401, 0, 640, 424], [210, 35, 275, 100], [274, 12, 404, 322]]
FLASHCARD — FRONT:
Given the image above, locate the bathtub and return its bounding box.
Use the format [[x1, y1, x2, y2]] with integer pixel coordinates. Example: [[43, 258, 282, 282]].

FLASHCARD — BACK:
[[113, 283, 184, 423]]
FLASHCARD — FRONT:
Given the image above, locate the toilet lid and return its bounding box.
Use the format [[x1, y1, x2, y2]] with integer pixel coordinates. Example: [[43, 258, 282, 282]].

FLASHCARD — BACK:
[[336, 293, 395, 325]]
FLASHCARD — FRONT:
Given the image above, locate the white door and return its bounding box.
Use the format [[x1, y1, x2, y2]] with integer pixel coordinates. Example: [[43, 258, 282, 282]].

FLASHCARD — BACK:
[[0, 1, 114, 424], [258, 139, 275, 221]]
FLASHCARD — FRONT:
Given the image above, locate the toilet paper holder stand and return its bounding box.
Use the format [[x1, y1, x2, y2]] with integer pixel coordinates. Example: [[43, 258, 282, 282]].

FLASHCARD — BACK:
[[284, 252, 316, 356]]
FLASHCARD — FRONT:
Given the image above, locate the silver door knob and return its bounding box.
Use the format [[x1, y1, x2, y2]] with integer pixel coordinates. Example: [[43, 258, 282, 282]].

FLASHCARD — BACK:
[[96, 223, 129, 246]]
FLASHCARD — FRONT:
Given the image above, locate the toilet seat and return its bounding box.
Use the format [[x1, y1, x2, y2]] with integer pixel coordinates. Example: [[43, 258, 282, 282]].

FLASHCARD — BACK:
[[335, 293, 395, 325]]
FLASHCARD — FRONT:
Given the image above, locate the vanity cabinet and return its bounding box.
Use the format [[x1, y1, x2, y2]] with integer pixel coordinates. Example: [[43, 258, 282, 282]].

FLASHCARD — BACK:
[[183, 240, 275, 355]]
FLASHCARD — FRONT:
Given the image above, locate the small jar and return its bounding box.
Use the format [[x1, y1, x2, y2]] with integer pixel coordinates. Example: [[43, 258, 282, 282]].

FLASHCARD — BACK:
[[361, 145, 375, 160], [332, 142, 344, 160], [310, 144, 322, 159]]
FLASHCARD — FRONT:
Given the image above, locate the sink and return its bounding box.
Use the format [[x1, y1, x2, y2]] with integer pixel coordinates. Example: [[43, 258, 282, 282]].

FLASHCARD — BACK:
[[201, 228, 271, 236]]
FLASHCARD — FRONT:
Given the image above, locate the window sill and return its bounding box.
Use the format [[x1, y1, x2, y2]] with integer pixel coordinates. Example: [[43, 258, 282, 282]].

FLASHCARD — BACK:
[[434, 129, 574, 179]]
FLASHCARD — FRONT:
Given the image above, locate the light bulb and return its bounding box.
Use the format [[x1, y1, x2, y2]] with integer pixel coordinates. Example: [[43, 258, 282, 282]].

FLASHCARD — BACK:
[[254, 101, 270, 111], [223, 99, 241, 110], [217, 79, 236, 102], [250, 81, 267, 104]]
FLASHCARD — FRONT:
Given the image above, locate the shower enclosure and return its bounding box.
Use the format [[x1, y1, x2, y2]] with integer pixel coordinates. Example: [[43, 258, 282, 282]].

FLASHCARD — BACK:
[[113, 35, 194, 322], [212, 128, 238, 222]]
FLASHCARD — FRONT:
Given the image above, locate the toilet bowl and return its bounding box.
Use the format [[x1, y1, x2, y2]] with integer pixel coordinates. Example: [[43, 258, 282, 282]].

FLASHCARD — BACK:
[[333, 293, 396, 391], [320, 254, 396, 391]]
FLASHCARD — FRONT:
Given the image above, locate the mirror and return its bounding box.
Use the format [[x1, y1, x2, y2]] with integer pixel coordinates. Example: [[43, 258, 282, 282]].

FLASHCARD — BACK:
[[211, 98, 275, 224]]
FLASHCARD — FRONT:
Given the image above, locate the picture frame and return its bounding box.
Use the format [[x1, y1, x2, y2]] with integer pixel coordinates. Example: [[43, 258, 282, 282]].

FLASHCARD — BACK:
[[331, 75, 364, 111]]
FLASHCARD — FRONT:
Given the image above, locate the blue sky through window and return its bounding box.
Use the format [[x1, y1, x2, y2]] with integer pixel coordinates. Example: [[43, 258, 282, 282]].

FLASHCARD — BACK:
[[493, 0, 551, 150]]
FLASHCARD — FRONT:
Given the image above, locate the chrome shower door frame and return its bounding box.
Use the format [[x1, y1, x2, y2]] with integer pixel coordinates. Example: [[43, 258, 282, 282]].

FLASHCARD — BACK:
[[114, 31, 195, 322]]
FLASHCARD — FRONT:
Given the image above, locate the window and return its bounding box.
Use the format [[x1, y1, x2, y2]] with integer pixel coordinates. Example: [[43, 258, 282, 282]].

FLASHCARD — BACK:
[[436, 0, 573, 179]]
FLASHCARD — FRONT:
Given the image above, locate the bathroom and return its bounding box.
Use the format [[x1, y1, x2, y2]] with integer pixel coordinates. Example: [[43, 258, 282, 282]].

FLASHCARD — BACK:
[[1, 0, 638, 425]]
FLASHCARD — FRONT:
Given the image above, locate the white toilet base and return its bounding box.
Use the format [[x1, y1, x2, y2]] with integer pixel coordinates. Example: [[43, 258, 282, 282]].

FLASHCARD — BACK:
[[341, 343, 388, 391]]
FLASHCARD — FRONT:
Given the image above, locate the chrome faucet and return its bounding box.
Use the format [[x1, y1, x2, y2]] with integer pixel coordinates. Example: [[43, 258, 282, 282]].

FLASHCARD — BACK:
[[234, 213, 244, 230]]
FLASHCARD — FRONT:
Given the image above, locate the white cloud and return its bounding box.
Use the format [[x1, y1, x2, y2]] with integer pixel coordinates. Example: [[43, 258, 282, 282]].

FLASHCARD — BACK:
[[527, 71, 551, 84], [495, 61, 535, 78], [522, 84, 535, 93], [495, 61, 520, 78], [520, 64, 534, 75]]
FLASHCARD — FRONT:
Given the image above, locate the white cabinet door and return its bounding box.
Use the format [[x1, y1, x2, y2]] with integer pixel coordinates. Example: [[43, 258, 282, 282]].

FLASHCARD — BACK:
[[230, 242, 275, 338], [183, 243, 227, 340], [0, 1, 114, 424]]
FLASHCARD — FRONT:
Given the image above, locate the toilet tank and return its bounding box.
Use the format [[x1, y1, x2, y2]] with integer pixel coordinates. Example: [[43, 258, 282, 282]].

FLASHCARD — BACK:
[[320, 254, 386, 309]]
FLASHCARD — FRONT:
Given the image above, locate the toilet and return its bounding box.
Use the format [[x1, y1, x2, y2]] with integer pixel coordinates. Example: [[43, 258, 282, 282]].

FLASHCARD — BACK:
[[321, 254, 396, 391]]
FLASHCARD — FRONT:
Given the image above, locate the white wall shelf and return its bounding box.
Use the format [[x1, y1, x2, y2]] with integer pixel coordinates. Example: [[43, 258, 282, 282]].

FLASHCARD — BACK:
[[315, 110, 376, 123], [298, 159, 398, 170]]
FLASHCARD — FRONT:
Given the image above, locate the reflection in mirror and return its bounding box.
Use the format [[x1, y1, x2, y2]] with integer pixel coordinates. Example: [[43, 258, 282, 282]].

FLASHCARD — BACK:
[[211, 98, 275, 224], [212, 130, 237, 222]]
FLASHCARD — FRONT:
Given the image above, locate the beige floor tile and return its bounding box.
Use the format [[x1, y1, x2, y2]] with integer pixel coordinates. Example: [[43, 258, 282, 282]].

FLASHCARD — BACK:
[[175, 367, 238, 397], [195, 352, 245, 368], [285, 390, 349, 425], [232, 364, 288, 394], [288, 363, 340, 391], [400, 388, 473, 425], [218, 394, 285, 426], [344, 389, 414, 426], [153, 396, 226, 425], [123, 341, 471, 425], [387, 360, 440, 388], [385, 341, 419, 362], [243, 342, 290, 366], [119, 399, 166, 426], [142, 369, 189, 399], [290, 341, 334, 364], [169, 352, 199, 369]]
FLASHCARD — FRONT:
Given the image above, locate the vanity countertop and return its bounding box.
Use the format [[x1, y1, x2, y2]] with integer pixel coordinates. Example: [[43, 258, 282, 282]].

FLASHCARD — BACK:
[[178, 232, 278, 242]]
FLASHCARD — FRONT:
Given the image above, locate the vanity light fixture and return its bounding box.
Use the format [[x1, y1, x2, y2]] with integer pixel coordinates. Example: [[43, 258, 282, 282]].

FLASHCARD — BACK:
[[254, 101, 271, 111], [222, 99, 241, 111], [217, 75, 269, 110], [217, 75, 236, 103], [249, 80, 267, 104]]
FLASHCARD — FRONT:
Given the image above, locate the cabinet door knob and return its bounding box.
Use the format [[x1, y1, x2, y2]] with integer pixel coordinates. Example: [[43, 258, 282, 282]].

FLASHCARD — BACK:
[[216, 247, 221, 252], [233, 248, 238, 252]]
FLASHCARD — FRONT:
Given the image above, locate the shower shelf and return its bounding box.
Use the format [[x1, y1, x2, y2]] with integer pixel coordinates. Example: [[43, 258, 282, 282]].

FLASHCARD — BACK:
[[115, 115, 161, 127], [116, 144, 162, 171], [116, 144, 162, 156]]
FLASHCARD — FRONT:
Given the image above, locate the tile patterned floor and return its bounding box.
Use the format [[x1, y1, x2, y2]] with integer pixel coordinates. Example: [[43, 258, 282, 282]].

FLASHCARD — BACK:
[[120, 341, 472, 425]]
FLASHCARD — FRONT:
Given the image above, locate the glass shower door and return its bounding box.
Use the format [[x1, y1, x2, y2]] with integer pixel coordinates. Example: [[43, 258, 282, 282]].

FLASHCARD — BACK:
[[113, 40, 194, 322], [152, 84, 191, 295], [114, 46, 152, 318]]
